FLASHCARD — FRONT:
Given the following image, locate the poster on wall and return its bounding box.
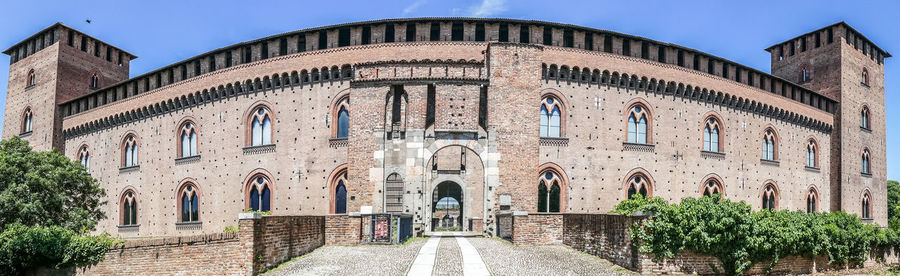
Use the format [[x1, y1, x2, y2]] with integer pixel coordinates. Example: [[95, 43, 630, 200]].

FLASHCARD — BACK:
[[373, 214, 391, 243]]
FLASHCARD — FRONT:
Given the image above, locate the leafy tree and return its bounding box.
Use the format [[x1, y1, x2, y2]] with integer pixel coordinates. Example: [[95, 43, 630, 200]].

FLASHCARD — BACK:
[[888, 180, 900, 229], [0, 137, 106, 232], [0, 223, 116, 274]]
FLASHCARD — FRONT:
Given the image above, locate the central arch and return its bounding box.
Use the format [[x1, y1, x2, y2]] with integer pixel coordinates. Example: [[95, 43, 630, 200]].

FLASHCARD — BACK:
[[432, 181, 463, 231]]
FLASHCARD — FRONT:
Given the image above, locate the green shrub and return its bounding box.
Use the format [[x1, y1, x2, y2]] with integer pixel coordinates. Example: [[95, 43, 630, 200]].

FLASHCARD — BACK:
[[0, 223, 118, 274], [224, 225, 238, 233]]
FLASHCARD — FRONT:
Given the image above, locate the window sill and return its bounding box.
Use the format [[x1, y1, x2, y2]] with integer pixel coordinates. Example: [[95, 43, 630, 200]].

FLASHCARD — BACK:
[[760, 159, 780, 167], [860, 127, 872, 133], [539, 137, 569, 147], [623, 142, 654, 152], [243, 144, 276, 155], [19, 131, 32, 137], [175, 155, 201, 165], [804, 166, 820, 173], [862, 218, 875, 224], [861, 82, 870, 88], [175, 221, 202, 230], [25, 85, 36, 91], [119, 165, 140, 173], [329, 138, 348, 148], [861, 172, 873, 178], [117, 224, 140, 229], [700, 150, 725, 160]]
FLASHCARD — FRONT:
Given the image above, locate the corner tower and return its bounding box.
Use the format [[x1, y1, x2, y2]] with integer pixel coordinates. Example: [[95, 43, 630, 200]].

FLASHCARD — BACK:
[[766, 22, 890, 224], [2, 23, 135, 151]]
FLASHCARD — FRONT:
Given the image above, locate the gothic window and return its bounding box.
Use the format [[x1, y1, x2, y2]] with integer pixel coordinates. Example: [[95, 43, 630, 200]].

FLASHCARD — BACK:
[[90, 73, 100, 89], [761, 183, 778, 211], [762, 128, 778, 161], [626, 172, 651, 199], [862, 68, 869, 86], [540, 95, 562, 138], [179, 121, 198, 157], [862, 191, 871, 219], [807, 188, 818, 213], [179, 183, 200, 222], [332, 168, 348, 214], [121, 190, 137, 226], [626, 104, 650, 144], [78, 145, 90, 173], [26, 69, 35, 87], [122, 134, 138, 167], [702, 178, 723, 197], [537, 169, 562, 212], [21, 108, 32, 134], [862, 149, 871, 174], [806, 139, 818, 168], [332, 96, 349, 139], [800, 68, 811, 82], [702, 116, 722, 152], [248, 106, 273, 146], [861, 106, 870, 129], [247, 175, 271, 212]]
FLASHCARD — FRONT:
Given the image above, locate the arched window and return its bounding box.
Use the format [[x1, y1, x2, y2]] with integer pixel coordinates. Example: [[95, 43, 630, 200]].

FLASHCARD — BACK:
[[761, 183, 778, 211], [78, 145, 90, 173], [540, 96, 562, 138], [247, 175, 271, 212], [21, 108, 33, 134], [799, 68, 811, 82], [860, 106, 870, 129], [862, 191, 871, 219], [331, 168, 348, 214], [862, 68, 869, 86], [26, 69, 35, 87], [702, 117, 722, 152], [90, 73, 100, 89], [626, 104, 649, 144], [537, 170, 562, 212], [625, 172, 652, 199], [248, 106, 273, 146], [806, 139, 818, 168], [333, 96, 350, 139], [702, 178, 723, 197], [806, 188, 818, 213], [862, 149, 871, 174], [762, 128, 778, 161], [122, 134, 138, 167], [179, 121, 198, 157], [121, 190, 137, 226], [178, 183, 199, 222]]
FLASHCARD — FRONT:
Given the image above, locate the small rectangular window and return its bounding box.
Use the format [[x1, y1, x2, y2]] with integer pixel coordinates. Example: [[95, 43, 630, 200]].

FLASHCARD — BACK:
[[789, 41, 795, 56], [279, 37, 287, 55], [225, 51, 232, 67], [827, 28, 834, 44], [478, 86, 488, 130], [499, 23, 509, 42], [81, 36, 87, 51], [362, 26, 371, 45], [563, 29, 573, 47], [194, 61, 201, 76], [243, 46, 252, 63], [298, 34, 307, 52], [169, 69, 174, 84], [677, 51, 684, 67], [426, 84, 436, 128], [801, 37, 807, 52], [519, 24, 530, 43], [338, 27, 350, 46], [318, 30, 328, 49], [584, 33, 593, 50], [406, 23, 416, 42], [156, 74, 161, 89], [693, 55, 700, 70], [385, 24, 395, 43], [67, 30, 74, 47], [622, 38, 630, 56], [208, 55, 216, 72], [451, 22, 463, 41], [723, 64, 729, 79], [94, 41, 100, 57], [543, 26, 553, 46], [603, 35, 612, 53], [182, 65, 187, 80], [475, 23, 485, 41], [657, 46, 666, 63], [815, 32, 821, 48], [641, 42, 649, 59], [106, 47, 112, 62], [430, 23, 440, 41]]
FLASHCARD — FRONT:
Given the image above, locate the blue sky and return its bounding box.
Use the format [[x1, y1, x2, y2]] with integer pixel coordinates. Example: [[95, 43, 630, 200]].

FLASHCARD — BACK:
[[0, 0, 896, 180]]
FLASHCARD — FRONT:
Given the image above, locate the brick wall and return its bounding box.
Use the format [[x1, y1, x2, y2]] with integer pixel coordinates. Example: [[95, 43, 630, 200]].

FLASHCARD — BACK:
[[77, 232, 248, 275], [325, 214, 362, 245], [249, 216, 326, 272]]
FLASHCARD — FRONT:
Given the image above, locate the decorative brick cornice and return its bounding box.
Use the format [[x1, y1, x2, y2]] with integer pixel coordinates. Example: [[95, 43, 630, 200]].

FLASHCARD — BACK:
[[623, 142, 654, 152], [174, 155, 201, 165], [350, 77, 488, 88], [119, 165, 140, 173], [243, 144, 276, 155], [328, 138, 348, 148], [539, 137, 569, 147], [760, 159, 781, 167], [700, 151, 726, 160]]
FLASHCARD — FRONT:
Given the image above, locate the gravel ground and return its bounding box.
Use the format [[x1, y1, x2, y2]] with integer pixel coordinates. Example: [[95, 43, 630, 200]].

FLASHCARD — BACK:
[[264, 238, 426, 276], [467, 238, 635, 276], [432, 237, 463, 276]]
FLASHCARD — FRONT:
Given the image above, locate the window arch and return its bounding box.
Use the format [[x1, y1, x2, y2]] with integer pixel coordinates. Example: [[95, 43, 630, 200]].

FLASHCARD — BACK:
[[624, 100, 652, 144], [21, 107, 33, 134], [861, 190, 872, 219], [178, 120, 198, 157], [806, 187, 818, 213], [121, 134, 138, 167], [761, 127, 778, 161], [537, 164, 567, 213], [332, 95, 350, 139], [700, 174, 724, 197], [702, 114, 724, 152], [761, 182, 779, 211], [245, 173, 272, 212], [177, 181, 200, 222], [246, 104, 273, 146], [120, 189, 138, 226], [862, 148, 871, 174], [540, 93, 564, 138], [806, 138, 818, 168], [26, 69, 35, 87], [623, 169, 653, 199], [329, 165, 348, 214], [90, 73, 100, 89], [78, 145, 91, 173], [860, 106, 870, 129], [862, 68, 869, 86]]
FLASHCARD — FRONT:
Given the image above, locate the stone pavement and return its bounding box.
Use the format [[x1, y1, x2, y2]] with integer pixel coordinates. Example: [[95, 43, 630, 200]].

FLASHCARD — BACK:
[[265, 234, 633, 276]]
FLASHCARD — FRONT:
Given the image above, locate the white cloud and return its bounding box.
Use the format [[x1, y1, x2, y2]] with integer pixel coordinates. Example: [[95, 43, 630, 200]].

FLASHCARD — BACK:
[[403, 0, 428, 15], [465, 0, 507, 17]]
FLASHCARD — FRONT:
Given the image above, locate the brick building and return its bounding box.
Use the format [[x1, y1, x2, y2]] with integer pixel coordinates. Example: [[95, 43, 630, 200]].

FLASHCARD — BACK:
[[1, 18, 889, 237]]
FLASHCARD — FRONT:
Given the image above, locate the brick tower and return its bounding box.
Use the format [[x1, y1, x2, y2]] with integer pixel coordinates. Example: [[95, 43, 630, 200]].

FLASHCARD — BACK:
[[767, 22, 890, 224], [2, 23, 135, 151]]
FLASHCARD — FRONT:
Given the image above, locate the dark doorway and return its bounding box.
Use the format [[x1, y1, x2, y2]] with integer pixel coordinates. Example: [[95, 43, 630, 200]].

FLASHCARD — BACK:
[[432, 181, 462, 231]]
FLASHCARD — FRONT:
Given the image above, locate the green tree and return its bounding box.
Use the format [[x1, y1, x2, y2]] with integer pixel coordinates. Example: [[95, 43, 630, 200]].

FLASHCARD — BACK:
[[888, 180, 900, 229], [0, 137, 106, 231]]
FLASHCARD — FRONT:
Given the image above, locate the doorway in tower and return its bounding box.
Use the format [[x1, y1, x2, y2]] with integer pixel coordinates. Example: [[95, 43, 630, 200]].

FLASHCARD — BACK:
[[433, 181, 462, 231]]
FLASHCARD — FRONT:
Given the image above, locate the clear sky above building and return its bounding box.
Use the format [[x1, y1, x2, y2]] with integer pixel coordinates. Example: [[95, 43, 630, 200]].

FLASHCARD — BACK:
[[0, 0, 895, 180]]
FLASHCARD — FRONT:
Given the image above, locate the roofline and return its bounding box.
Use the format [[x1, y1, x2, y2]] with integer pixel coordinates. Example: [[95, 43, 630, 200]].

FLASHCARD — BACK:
[[764, 21, 891, 58], [2, 22, 138, 59]]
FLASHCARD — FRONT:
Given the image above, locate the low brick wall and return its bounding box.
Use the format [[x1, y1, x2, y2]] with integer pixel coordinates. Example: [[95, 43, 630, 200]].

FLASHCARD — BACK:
[[562, 214, 643, 271], [510, 213, 564, 244], [249, 216, 326, 272], [325, 214, 362, 245], [78, 232, 248, 275]]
